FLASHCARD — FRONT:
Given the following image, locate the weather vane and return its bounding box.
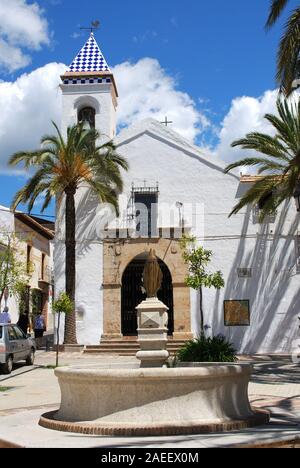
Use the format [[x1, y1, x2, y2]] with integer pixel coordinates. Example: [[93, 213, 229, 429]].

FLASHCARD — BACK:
[[80, 20, 100, 34]]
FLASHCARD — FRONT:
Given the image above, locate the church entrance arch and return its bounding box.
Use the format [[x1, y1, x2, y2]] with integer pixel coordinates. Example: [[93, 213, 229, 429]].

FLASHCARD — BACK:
[[121, 254, 174, 336]]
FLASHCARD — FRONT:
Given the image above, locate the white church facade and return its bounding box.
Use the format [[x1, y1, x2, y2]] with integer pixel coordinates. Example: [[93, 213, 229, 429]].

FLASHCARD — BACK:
[[54, 33, 300, 354]]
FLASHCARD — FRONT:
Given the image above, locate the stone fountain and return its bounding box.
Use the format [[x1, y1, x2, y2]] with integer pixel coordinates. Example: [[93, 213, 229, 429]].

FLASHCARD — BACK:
[[39, 250, 269, 436], [136, 249, 169, 368]]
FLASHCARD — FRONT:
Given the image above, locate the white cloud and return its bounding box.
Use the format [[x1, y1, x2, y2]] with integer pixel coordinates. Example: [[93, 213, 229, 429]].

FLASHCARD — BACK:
[[1, 58, 283, 176], [113, 58, 209, 141], [0, 0, 50, 72], [217, 90, 278, 164], [0, 39, 31, 71], [0, 58, 211, 173], [0, 62, 67, 172]]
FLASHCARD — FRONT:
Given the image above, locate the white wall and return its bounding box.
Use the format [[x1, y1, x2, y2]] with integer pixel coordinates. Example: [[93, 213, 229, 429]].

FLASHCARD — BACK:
[[56, 77, 117, 344], [116, 125, 299, 354], [60, 82, 116, 141], [55, 188, 105, 345], [55, 120, 300, 353]]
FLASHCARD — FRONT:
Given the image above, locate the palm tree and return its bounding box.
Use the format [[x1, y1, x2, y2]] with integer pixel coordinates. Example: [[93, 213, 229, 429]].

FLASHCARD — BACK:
[[224, 98, 300, 219], [266, 0, 300, 95], [9, 123, 128, 344]]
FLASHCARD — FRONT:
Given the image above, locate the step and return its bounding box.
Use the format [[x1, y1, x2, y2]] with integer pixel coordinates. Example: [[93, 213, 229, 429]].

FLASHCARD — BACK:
[[85, 343, 186, 348], [85, 344, 185, 350], [85, 340, 187, 348], [84, 349, 179, 356], [83, 339, 188, 356], [84, 347, 183, 356]]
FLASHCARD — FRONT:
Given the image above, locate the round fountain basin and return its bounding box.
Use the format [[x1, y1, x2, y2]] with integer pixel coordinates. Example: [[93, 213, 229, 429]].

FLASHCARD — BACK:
[[39, 364, 269, 436]]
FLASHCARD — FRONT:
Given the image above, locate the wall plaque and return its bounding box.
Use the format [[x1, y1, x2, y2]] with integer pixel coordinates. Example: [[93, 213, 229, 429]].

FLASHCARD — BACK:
[[224, 300, 250, 327]]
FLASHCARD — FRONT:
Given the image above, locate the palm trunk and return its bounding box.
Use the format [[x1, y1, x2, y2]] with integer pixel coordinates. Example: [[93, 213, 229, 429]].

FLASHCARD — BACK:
[[0, 239, 11, 306], [0, 288, 5, 307], [56, 311, 61, 367], [199, 286, 204, 334], [64, 186, 77, 344]]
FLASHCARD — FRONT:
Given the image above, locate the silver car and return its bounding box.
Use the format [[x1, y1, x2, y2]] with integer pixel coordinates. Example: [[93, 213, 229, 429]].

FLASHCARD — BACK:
[[0, 324, 36, 374]]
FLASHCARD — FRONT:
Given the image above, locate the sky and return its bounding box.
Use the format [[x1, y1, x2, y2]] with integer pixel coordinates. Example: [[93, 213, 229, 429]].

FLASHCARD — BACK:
[[0, 0, 292, 216]]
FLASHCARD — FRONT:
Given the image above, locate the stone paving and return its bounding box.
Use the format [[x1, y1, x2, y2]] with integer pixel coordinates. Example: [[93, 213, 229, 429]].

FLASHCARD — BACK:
[[0, 353, 299, 448]]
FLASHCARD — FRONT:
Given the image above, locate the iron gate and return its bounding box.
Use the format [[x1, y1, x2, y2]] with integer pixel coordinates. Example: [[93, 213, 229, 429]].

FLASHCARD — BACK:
[[121, 259, 174, 336]]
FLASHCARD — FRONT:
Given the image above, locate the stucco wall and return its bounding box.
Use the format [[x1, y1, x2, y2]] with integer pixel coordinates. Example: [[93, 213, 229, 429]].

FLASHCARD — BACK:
[[55, 120, 300, 353], [60, 82, 117, 141]]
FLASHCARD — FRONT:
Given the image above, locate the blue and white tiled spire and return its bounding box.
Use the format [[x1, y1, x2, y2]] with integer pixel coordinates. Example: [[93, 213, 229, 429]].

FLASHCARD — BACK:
[[68, 33, 110, 73]]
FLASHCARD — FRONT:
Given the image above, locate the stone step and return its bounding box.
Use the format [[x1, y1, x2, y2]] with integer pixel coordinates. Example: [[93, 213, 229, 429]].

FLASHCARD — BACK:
[[86, 343, 186, 349], [85, 344, 186, 348], [85, 340, 187, 348], [83, 338, 188, 356], [84, 341, 186, 356], [84, 348, 179, 356]]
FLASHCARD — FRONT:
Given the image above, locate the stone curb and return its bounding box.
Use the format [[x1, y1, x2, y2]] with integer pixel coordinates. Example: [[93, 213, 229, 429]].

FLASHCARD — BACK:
[[233, 437, 300, 449], [0, 439, 23, 449], [39, 408, 270, 437]]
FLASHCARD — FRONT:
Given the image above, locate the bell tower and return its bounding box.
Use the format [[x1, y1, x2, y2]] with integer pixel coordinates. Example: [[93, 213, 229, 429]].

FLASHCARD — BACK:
[[60, 33, 118, 141]]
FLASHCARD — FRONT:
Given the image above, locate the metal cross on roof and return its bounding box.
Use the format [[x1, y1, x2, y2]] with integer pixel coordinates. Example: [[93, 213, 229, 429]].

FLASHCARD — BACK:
[[160, 116, 173, 127], [80, 20, 100, 34]]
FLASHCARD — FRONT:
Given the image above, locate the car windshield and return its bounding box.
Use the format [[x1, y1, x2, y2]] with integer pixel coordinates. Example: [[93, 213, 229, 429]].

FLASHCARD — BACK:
[[0, 326, 2, 339]]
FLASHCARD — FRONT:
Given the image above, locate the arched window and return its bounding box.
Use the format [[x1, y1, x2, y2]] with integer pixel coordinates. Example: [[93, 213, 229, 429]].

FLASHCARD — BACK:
[[78, 106, 96, 129]]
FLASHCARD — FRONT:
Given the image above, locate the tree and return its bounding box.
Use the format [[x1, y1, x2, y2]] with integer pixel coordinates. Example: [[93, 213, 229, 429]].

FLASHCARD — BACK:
[[266, 0, 300, 95], [52, 293, 73, 367], [9, 122, 128, 344], [224, 98, 300, 220], [180, 236, 225, 333], [0, 234, 31, 308]]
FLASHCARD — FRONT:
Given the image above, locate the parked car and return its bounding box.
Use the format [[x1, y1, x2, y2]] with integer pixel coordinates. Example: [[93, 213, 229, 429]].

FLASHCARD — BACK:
[[0, 324, 36, 374]]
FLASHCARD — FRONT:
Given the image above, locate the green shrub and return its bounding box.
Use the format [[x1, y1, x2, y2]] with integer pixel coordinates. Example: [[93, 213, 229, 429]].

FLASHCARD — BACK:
[[176, 334, 237, 363]]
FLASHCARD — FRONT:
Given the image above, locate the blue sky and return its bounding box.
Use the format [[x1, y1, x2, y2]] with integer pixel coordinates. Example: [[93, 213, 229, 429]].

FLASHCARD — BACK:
[[39, 0, 282, 114], [0, 0, 290, 216]]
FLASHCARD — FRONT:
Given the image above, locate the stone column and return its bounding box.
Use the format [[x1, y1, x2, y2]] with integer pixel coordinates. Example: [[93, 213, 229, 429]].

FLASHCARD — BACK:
[[102, 284, 123, 340], [136, 298, 169, 368], [172, 284, 193, 340]]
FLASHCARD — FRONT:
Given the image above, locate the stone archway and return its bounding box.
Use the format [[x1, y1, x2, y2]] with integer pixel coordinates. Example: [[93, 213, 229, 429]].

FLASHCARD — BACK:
[[121, 253, 174, 336], [102, 238, 193, 341]]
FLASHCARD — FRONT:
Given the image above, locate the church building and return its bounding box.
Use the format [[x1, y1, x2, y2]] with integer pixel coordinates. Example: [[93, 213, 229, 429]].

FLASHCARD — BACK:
[[54, 33, 300, 355]]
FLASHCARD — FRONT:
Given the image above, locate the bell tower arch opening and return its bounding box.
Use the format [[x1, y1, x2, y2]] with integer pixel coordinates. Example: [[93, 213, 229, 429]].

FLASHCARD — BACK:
[[78, 106, 96, 129], [121, 253, 174, 336]]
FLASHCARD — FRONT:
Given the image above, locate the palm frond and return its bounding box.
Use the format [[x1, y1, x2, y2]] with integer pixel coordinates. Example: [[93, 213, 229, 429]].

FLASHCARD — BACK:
[[9, 150, 46, 168], [276, 8, 300, 95], [226, 97, 300, 217], [225, 157, 284, 175], [9, 122, 128, 215], [266, 0, 289, 29], [232, 132, 292, 160], [229, 177, 278, 217]]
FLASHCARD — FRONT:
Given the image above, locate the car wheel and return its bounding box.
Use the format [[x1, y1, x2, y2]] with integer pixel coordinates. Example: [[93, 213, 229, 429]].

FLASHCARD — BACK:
[[2, 355, 13, 375], [26, 349, 35, 366]]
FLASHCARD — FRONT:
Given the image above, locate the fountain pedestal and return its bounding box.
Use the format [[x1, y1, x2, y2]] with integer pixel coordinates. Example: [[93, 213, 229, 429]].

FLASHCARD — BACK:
[[136, 297, 169, 368]]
